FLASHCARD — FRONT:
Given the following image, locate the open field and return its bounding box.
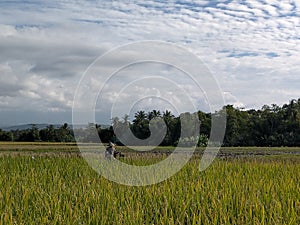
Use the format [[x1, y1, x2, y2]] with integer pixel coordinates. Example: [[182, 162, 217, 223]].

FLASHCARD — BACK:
[[0, 142, 299, 224], [1, 142, 300, 155]]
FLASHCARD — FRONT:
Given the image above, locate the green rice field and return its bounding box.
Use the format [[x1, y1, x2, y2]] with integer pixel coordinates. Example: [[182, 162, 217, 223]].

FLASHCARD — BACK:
[[0, 142, 299, 224]]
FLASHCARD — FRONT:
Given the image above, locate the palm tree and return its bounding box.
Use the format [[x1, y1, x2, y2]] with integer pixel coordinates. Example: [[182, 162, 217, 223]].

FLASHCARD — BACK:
[[123, 114, 130, 125], [147, 110, 161, 120], [112, 117, 120, 127], [132, 111, 149, 140], [152, 110, 161, 117], [162, 110, 175, 145], [163, 110, 174, 125], [133, 111, 147, 125]]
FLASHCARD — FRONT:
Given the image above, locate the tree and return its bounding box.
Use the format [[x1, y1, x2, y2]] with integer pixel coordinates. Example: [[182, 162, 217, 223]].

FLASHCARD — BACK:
[[40, 125, 56, 142], [132, 111, 149, 140], [18, 125, 40, 142], [2, 98, 300, 146], [147, 110, 161, 120], [162, 110, 177, 146], [0, 129, 13, 141], [57, 123, 74, 142]]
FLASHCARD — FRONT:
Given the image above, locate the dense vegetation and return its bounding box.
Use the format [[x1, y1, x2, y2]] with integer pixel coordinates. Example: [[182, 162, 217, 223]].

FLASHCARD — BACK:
[[0, 155, 299, 224], [0, 98, 299, 147]]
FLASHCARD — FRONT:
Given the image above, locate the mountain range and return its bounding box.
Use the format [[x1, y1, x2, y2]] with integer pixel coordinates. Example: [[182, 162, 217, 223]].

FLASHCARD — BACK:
[[0, 123, 110, 131]]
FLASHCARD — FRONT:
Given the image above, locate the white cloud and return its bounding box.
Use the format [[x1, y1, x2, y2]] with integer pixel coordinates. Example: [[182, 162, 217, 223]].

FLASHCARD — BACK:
[[0, 0, 299, 124]]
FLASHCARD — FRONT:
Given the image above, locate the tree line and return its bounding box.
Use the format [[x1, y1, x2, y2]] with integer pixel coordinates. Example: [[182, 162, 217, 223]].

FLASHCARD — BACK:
[[0, 98, 299, 147]]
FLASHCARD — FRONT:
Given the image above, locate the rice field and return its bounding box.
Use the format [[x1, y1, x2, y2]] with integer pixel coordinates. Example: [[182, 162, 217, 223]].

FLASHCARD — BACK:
[[0, 143, 299, 224]]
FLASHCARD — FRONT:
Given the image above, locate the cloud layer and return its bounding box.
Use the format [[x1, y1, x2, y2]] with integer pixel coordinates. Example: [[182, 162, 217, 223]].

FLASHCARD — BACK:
[[0, 0, 299, 124]]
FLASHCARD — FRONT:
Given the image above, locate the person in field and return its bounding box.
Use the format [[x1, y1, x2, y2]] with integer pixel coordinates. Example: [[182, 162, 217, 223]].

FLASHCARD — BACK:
[[105, 142, 116, 160]]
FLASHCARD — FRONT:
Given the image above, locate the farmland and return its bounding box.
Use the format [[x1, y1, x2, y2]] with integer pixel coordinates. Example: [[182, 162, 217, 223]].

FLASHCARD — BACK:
[[0, 142, 299, 224]]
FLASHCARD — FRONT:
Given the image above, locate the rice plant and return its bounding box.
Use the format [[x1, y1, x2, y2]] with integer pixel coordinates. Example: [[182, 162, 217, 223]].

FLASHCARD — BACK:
[[0, 150, 299, 224]]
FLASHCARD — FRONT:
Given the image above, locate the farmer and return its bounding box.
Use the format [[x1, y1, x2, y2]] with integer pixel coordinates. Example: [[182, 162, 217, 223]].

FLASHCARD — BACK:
[[105, 142, 116, 160]]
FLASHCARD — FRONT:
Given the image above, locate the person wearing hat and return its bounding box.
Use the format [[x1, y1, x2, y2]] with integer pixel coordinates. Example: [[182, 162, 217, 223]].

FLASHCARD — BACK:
[[105, 142, 116, 160]]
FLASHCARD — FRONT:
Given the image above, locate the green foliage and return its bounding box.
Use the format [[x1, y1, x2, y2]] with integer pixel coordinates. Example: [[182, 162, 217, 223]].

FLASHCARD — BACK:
[[0, 98, 299, 147], [15, 125, 41, 142], [223, 98, 300, 146], [0, 129, 13, 141]]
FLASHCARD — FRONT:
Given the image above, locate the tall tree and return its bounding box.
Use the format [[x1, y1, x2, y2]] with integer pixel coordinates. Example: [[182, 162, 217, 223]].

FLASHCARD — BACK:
[[132, 111, 150, 140]]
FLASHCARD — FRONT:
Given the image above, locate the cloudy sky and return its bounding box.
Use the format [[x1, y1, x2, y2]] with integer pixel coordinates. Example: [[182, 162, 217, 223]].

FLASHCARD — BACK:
[[0, 0, 299, 126]]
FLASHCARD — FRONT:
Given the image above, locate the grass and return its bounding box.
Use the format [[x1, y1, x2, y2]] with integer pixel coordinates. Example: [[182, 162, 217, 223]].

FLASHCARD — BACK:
[[0, 143, 299, 224]]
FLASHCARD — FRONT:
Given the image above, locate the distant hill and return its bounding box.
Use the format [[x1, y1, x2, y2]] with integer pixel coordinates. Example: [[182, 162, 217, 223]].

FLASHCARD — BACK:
[[0, 123, 111, 131], [0, 124, 61, 131]]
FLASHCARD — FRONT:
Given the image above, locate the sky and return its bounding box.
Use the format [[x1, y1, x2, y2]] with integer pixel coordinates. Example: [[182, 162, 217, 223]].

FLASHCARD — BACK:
[[0, 0, 299, 126]]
